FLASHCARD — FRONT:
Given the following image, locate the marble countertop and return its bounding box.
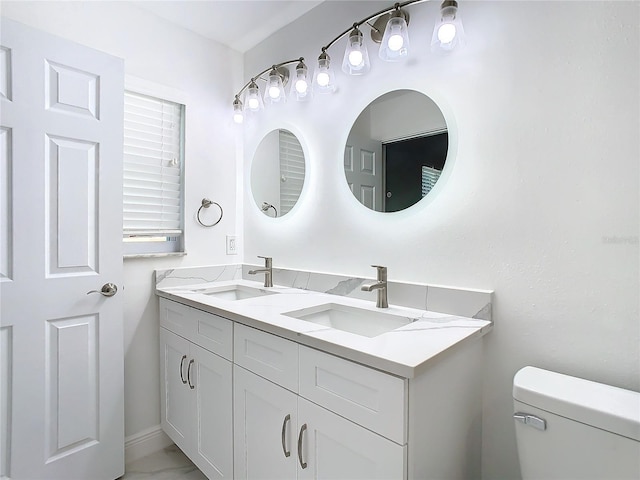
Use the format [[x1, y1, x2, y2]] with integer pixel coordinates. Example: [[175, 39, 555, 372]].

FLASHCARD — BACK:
[[156, 279, 492, 378]]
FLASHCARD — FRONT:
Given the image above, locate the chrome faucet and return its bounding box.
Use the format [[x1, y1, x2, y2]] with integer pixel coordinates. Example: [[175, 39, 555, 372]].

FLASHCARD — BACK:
[[361, 265, 388, 308], [248, 256, 273, 287]]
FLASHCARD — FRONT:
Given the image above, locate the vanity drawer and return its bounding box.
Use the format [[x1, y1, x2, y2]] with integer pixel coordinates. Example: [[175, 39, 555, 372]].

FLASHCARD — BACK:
[[159, 298, 233, 360], [234, 324, 299, 392], [299, 346, 407, 444]]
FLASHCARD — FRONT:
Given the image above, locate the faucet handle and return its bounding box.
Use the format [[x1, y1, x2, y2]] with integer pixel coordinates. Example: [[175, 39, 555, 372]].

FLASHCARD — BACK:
[[370, 265, 387, 281], [258, 255, 272, 266]]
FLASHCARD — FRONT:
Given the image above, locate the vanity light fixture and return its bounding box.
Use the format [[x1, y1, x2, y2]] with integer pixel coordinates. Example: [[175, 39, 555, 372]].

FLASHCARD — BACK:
[[264, 66, 288, 105], [342, 24, 371, 75], [245, 79, 263, 113], [313, 49, 336, 93], [378, 6, 411, 61], [291, 59, 311, 101], [232, 0, 466, 123], [233, 96, 244, 124], [233, 58, 306, 124], [431, 0, 465, 52]]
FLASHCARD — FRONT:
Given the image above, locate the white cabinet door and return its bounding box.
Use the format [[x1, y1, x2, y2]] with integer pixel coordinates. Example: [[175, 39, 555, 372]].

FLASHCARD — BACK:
[[160, 328, 233, 479], [297, 397, 405, 480], [160, 328, 192, 452], [190, 343, 233, 480], [234, 365, 298, 480]]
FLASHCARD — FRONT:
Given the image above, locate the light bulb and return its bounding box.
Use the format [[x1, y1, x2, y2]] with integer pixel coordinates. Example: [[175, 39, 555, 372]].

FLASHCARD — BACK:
[[379, 10, 410, 61], [348, 50, 363, 66], [342, 26, 370, 75], [316, 72, 330, 87], [387, 33, 404, 51], [314, 50, 335, 93], [291, 59, 311, 101], [264, 67, 286, 105], [245, 80, 262, 112], [232, 97, 244, 124], [437, 23, 456, 44], [295, 78, 308, 94], [431, 0, 465, 53], [248, 97, 259, 110], [268, 85, 281, 99]]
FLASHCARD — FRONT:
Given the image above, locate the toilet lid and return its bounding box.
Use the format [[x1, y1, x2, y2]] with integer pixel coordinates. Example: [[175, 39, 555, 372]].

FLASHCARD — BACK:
[[513, 366, 640, 441]]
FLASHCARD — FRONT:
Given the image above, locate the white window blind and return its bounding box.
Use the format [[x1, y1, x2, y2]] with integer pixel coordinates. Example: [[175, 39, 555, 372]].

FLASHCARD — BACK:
[[279, 130, 305, 216], [123, 90, 185, 255], [421, 165, 441, 197]]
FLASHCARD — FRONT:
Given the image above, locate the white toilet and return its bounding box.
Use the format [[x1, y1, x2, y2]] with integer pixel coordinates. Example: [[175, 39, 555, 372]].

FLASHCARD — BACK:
[[513, 366, 640, 479]]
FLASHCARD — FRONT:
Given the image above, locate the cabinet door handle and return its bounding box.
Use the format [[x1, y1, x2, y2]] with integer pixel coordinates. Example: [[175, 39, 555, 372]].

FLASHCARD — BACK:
[[297, 423, 307, 469], [187, 359, 195, 390], [179, 355, 188, 384], [281, 414, 291, 458]]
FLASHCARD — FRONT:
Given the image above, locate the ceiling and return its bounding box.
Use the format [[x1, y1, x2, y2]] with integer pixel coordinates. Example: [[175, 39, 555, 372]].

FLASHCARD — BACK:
[[133, 0, 324, 53]]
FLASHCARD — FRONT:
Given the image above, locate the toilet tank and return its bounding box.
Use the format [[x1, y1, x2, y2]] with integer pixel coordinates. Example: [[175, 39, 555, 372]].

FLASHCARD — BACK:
[[513, 366, 640, 480]]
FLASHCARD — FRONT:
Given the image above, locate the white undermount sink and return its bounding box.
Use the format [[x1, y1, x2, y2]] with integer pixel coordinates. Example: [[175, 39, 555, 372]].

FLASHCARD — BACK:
[[283, 303, 413, 338], [190, 284, 277, 301]]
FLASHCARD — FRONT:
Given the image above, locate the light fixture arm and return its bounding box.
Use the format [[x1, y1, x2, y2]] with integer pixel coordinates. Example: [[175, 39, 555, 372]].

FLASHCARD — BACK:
[[234, 58, 304, 99], [320, 0, 425, 52]]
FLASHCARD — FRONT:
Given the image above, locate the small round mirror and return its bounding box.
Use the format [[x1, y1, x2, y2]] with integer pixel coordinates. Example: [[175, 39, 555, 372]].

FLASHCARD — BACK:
[[344, 90, 448, 212], [251, 129, 306, 217]]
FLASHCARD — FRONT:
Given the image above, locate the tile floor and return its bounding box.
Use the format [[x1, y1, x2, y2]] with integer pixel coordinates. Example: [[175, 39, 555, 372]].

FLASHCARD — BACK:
[[119, 444, 207, 480]]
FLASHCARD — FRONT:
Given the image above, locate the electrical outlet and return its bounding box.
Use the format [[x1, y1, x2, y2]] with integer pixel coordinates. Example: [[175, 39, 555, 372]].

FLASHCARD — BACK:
[[226, 235, 238, 255]]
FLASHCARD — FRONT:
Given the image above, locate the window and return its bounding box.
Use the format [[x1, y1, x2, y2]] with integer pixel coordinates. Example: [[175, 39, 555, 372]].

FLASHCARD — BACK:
[[421, 165, 441, 197], [278, 129, 305, 216], [123, 88, 185, 256]]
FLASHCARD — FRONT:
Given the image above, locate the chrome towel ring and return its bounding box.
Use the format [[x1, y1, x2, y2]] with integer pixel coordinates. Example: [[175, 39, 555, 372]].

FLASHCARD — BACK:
[[261, 202, 278, 217], [197, 198, 223, 227]]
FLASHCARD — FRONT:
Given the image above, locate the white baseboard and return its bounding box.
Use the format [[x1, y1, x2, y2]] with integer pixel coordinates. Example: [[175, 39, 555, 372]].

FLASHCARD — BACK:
[[124, 425, 173, 465]]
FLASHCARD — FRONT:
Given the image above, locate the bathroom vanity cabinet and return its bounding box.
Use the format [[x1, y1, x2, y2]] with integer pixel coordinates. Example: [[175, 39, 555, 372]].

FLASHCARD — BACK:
[[159, 301, 233, 479], [159, 294, 486, 480], [233, 322, 404, 479]]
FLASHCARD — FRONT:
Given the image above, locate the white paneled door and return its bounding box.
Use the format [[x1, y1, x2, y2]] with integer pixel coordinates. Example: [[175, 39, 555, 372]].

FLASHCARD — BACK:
[[0, 18, 124, 480]]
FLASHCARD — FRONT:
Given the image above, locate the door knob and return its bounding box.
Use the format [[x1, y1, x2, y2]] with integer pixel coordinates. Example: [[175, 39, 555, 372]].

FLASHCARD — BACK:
[[87, 283, 118, 297]]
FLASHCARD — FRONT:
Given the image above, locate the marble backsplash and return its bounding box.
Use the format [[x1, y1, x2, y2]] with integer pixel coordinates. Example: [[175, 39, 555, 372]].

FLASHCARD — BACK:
[[155, 264, 493, 321]]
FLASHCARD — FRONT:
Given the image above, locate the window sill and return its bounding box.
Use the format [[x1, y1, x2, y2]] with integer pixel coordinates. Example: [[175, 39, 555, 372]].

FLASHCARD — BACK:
[[124, 252, 187, 260]]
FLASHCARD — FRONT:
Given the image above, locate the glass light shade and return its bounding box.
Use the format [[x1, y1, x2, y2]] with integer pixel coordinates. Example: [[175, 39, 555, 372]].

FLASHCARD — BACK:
[[431, 1, 465, 53], [263, 68, 286, 105], [290, 60, 311, 101], [232, 97, 244, 124], [342, 27, 370, 75], [313, 51, 336, 94], [244, 80, 263, 112], [379, 11, 410, 62]]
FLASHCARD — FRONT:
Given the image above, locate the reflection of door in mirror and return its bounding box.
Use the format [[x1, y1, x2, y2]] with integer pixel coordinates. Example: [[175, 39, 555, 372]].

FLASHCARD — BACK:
[[345, 140, 383, 211], [384, 131, 448, 212]]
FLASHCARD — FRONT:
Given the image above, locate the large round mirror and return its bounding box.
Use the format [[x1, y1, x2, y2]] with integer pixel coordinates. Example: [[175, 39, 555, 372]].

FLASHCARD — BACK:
[[344, 90, 448, 212], [251, 129, 306, 217]]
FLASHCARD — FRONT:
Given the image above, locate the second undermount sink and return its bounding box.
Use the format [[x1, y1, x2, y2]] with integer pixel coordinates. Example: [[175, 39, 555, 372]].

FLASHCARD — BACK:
[[283, 303, 413, 338], [190, 284, 277, 301]]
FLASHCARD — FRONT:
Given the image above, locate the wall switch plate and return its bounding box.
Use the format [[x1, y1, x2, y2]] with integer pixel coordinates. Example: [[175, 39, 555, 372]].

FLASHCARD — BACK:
[[226, 235, 238, 255]]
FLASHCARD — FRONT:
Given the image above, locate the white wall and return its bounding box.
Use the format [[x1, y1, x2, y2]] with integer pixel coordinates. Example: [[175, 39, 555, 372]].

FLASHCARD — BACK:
[[1, 1, 243, 441], [242, 1, 639, 478], [369, 90, 446, 141]]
